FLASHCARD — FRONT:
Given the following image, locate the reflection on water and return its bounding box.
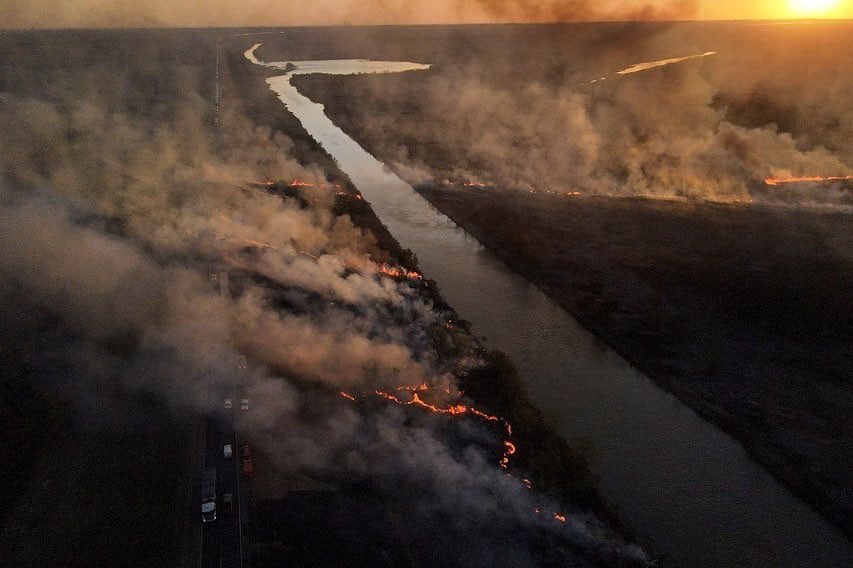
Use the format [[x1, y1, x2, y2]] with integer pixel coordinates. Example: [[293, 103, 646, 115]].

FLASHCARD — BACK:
[[246, 45, 852, 567]]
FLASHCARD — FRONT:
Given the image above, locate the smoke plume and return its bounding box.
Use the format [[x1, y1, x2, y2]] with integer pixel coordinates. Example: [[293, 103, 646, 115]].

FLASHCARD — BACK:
[[0, 30, 647, 565], [1, 0, 697, 28], [287, 22, 852, 205]]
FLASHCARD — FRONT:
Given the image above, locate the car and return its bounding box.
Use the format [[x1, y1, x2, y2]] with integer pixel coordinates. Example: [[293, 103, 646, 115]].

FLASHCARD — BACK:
[[223, 444, 232, 459], [222, 493, 233, 513], [224, 398, 232, 409], [201, 500, 217, 522], [240, 398, 249, 411]]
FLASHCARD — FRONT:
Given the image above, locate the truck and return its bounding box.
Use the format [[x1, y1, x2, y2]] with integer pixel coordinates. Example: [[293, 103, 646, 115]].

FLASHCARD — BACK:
[[240, 444, 255, 480], [201, 468, 217, 523]]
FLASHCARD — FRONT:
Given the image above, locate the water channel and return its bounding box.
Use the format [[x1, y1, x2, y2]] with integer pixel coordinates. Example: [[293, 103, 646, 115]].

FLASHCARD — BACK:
[[246, 44, 851, 567]]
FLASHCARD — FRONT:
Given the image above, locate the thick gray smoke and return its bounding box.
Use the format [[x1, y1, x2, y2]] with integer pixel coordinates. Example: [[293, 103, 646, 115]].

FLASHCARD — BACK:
[[0, 31, 647, 565], [469, 0, 698, 22], [1, 0, 697, 28], [291, 22, 852, 205], [0, 87, 446, 408]]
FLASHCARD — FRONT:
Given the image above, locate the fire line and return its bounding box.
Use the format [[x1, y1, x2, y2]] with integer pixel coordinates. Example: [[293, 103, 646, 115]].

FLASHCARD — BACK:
[[338, 385, 572, 527], [764, 175, 853, 186]]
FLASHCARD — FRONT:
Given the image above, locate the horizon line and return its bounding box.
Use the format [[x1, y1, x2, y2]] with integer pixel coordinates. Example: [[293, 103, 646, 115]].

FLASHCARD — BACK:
[[2, 17, 853, 32]]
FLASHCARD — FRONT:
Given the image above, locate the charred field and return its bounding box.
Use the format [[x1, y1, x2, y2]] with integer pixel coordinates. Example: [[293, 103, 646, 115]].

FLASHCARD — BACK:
[[420, 186, 853, 536], [278, 22, 853, 538], [0, 28, 649, 568]]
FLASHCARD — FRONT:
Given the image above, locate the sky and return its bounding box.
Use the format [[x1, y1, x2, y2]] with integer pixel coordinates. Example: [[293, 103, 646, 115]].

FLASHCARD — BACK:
[[0, 0, 851, 28]]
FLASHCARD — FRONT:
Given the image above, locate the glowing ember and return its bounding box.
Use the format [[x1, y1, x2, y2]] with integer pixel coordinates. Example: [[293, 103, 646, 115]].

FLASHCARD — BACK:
[[764, 175, 853, 186], [345, 384, 515, 469], [288, 178, 316, 187], [339, 385, 577, 525], [533, 508, 571, 525], [499, 441, 517, 469], [374, 387, 516, 468]]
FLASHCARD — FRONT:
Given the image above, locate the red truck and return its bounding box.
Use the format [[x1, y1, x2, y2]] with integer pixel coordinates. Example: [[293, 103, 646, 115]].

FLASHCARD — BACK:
[[240, 444, 255, 479]]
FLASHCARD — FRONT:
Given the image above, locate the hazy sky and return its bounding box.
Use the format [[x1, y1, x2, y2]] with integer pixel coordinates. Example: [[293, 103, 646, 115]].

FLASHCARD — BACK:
[[1, 0, 850, 28]]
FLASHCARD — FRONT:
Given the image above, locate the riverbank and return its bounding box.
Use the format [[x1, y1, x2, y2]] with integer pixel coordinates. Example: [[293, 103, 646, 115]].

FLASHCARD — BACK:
[[224, 39, 646, 558], [417, 184, 853, 538], [285, 39, 851, 537]]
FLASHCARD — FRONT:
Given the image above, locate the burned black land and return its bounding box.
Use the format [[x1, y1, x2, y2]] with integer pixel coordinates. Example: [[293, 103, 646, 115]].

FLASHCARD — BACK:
[[283, 22, 853, 537], [420, 186, 853, 535]]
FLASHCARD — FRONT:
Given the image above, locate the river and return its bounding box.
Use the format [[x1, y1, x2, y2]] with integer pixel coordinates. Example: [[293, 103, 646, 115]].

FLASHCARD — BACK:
[[246, 44, 851, 567]]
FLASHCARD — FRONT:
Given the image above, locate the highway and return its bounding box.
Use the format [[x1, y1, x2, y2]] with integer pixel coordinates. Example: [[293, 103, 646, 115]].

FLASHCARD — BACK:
[[200, 406, 245, 568]]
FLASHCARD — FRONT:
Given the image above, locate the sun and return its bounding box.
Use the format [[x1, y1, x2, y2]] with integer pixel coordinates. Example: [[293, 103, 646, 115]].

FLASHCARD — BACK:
[[788, 0, 841, 16]]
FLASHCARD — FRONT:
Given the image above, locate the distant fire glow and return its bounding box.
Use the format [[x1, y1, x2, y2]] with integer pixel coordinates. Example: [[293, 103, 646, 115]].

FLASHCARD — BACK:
[[616, 52, 716, 75], [764, 175, 853, 186]]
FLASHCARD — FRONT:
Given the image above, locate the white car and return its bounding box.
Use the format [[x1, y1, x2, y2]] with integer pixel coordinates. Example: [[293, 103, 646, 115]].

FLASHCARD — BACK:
[[224, 398, 233, 409], [223, 444, 233, 459], [240, 398, 249, 411]]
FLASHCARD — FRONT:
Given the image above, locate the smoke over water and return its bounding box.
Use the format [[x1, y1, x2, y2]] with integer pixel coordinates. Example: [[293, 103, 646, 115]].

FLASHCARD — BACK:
[[0, 32, 647, 565], [286, 22, 852, 208]]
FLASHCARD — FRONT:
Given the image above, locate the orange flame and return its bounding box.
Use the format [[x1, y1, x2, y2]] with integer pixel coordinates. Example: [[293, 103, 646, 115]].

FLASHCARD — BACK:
[[288, 178, 316, 187], [765, 175, 853, 186], [339, 385, 581, 524], [378, 263, 424, 281], [348, 385, 515, 469]]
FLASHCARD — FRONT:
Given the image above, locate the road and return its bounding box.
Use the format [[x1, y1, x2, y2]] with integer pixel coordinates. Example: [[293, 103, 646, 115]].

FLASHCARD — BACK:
[[200, 408, 244, 568]]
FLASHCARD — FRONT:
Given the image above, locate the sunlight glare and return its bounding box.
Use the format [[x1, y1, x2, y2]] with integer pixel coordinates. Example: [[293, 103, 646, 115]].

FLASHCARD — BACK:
[[788, 0, 841, 16]]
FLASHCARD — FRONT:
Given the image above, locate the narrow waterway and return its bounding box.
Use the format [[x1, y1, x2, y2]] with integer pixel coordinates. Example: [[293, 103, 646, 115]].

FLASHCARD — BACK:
[[246, 45, 851, 567]]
